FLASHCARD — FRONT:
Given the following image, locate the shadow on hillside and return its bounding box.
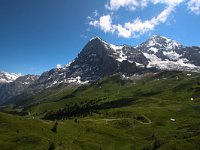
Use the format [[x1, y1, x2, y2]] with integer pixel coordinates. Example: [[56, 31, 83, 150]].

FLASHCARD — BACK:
[[43, 98, 134, 120]]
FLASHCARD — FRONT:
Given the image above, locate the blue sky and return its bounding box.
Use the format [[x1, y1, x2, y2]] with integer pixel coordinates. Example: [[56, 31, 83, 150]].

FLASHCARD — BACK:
[[0, 0, 199, 75]]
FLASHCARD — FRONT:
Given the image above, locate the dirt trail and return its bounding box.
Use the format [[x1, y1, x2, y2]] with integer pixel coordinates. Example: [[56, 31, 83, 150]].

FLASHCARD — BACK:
[[82, 116, 152, 125]]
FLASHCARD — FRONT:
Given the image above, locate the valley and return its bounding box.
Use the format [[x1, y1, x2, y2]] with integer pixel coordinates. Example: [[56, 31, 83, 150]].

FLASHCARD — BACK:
[[0, 71, 200, 150]]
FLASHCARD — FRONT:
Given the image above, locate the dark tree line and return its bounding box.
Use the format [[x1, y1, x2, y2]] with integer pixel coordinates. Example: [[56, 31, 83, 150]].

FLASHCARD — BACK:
[[43, 98, 134, 120], [43, 100, 100, 120]]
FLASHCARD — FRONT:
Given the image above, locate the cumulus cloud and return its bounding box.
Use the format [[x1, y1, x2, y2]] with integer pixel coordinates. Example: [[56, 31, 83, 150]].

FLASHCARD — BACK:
[[105, 0, 183, 11], [187, 0, 200, 15], [98, 15, 115, 33], [117, 6, 174, 38], [56, 64, 62, 69], [113, 24, 132, 38], [90, 5, 175, 38], [90, 15, 115, 33], [105, 0, 148, 11], [89, 0, 198, 38], [151, 0, 184, 6]]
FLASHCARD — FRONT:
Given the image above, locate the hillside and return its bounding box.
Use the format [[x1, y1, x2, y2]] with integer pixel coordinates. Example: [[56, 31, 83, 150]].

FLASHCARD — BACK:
[[0, 71, 200, 149]]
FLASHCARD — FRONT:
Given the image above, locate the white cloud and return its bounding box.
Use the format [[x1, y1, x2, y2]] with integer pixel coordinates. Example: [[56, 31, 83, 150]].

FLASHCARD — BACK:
[[105, 0, 148, 11], [151, 0, 184, 6], [56, 64, 62, 69], [93, 10, 99, 17], [99, 15, 115, 33], [90, 15, 115, 33], [105, 0, 183, 11], [89, 0, 200, 38], [90, 6, 174, 38], [113, 24, 132, 38], [187, 0, 200, 15], [116, 6, 174, 38], [156, 6, 174, 22], [89, 20, 99, 26]]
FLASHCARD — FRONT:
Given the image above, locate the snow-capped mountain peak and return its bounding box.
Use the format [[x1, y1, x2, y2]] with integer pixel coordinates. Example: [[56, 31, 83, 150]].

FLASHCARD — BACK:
[[137, 35, 182, 52], [135, 35, 200, 72], [150, 35, 182, 49], [90, 36, 102, 41], [89, 36, 109, 46], [89, 36, 126, 51], [0, 72, 22, 83]]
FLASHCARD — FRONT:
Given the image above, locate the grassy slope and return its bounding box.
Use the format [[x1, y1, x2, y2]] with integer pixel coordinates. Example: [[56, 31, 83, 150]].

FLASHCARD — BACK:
[[0, 71, 200, 150]]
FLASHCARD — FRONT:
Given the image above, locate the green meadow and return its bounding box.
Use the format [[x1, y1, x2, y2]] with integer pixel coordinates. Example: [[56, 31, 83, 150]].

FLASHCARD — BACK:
[[0, 71, 200, 150]]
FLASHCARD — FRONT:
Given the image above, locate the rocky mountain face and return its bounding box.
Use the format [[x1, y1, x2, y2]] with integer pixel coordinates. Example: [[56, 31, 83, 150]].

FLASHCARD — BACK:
[[65, 37, 151, 79], [0, 35, 200, 104], [28, 37, 154, 92], [0, 75, 39, 104]]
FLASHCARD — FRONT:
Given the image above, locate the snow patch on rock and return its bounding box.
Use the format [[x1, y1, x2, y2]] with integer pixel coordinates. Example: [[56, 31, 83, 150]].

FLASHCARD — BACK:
[[143, 53, 200, 72]]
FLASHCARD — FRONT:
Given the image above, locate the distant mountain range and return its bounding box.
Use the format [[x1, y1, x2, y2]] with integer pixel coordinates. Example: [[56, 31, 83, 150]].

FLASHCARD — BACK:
[[0, 35, 200, 104], [0, 72, 22, 83], [0, 73, 39, 104]]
